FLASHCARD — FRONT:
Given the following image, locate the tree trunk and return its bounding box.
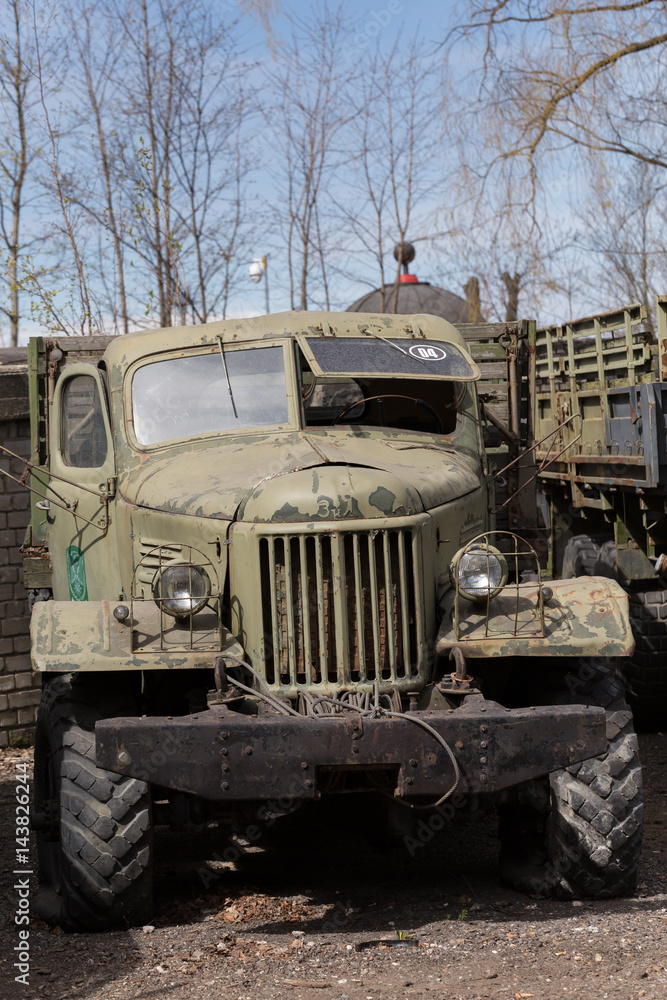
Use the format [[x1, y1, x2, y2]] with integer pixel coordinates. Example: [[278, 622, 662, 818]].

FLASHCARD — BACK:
[[501, 271, 521, 322], [463, 276, 484, 322]]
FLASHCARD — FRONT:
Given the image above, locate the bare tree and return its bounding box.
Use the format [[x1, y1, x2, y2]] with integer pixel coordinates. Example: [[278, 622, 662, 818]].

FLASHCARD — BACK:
[[575, 160, 667, 329], [166, 25, 253, 322], [29, 0, 104, 335], [63, 0, 131, 333], [463, 276, 484, 321], [452, 1, 667, 209], [444, 1, 667, 320], [334, 37, 444, 312], [265, 3, 354, 311], [0, 0, 43, 344], [237, 0, 279, 50], [42, 0, 255, 332], [435, 173, 578, 324], [501, 271, 521, 322]]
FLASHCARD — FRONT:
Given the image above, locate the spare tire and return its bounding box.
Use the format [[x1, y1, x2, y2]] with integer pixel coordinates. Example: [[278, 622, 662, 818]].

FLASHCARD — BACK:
[[561, 535, 601, 578], [593, 539, 618, 580]]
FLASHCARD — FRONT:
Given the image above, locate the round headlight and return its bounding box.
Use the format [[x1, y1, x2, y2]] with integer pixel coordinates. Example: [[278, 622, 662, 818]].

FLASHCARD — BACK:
[[452, 543, 508, 603], [153, 564, 210, 618]]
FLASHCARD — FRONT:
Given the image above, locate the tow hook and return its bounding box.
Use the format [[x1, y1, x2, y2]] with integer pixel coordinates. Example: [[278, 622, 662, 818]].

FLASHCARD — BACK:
[[448, 646, 475, 688]]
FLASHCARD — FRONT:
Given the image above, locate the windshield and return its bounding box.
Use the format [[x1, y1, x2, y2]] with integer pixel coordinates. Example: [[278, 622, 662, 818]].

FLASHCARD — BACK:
[[301, 370, 467, 435], [132, 345, 289, 446], [300, 335, 478, 380]]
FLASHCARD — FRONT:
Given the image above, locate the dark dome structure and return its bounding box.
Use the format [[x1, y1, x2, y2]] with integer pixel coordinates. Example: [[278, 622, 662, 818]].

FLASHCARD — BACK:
[[347, 245, 483, 324]]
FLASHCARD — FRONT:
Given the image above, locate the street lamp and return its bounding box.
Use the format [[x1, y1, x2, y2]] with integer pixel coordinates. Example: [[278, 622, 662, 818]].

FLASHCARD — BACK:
[[248, 256, 270, 314]]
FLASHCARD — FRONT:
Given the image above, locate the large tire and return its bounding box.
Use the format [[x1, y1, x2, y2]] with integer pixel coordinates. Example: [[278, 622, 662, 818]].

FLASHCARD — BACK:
[[499, 660, 643, 898], [560, 540, 667, 714], [561, 535, 601, 579], [27, 588, 52, 611], [34, 673, 153, 932], [623, 584, 667, 720], [593, 539, 618, 580]]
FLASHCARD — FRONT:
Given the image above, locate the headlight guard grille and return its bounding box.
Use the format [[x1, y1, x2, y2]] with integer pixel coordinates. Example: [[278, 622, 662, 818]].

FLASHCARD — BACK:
[[451, 531, 547, 642], [130, 544, 222, 652]]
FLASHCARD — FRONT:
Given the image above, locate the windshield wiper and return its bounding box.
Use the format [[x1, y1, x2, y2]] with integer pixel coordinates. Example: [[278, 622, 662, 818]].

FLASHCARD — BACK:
[[362, 325, 426, 365], [216, 335, 238, 419]]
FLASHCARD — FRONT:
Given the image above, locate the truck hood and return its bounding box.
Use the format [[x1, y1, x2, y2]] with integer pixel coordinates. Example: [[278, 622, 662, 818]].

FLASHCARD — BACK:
[[120, 432, 481, 521]]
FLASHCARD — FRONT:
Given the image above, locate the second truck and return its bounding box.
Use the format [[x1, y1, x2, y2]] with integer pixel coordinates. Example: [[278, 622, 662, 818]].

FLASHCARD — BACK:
[[531, 297, 667, 721]]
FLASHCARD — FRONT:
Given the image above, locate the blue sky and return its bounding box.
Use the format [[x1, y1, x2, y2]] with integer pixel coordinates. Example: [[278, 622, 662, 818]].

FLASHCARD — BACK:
[[234, 0, 461, 318], [229, 0, 634, 329], [7, 0, 642, 342]]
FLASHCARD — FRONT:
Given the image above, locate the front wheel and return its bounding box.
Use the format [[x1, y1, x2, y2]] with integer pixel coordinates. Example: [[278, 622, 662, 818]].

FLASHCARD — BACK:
[[34, 673, 153, 931], [499, 661, 643, 898]]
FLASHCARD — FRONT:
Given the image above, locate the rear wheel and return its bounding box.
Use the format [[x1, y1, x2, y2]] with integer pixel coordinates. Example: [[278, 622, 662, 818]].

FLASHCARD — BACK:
[[499, 660, 643, 898], [558, 538, 667, 719], [34, 673, 153, 932]]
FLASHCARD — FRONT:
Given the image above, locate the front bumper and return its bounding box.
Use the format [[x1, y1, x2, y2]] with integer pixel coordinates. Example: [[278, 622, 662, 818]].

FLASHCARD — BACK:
[[95, 699, 606, 800]]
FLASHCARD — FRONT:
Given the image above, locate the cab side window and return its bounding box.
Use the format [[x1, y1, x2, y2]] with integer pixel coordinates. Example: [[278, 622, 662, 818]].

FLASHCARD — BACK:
[[61, 376, 108, 468]]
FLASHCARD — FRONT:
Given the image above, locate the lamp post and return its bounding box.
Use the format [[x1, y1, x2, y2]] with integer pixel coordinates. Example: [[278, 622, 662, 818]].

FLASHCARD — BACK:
[[249, 256, 270, 314]]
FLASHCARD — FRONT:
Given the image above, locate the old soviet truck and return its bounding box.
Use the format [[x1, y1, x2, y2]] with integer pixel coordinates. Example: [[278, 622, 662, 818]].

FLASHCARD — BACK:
[[18, 312, 642, 931]]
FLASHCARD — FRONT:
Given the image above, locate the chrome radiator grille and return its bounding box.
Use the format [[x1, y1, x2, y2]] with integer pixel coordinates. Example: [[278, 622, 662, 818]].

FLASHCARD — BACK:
[[259, 529, 424, 690]]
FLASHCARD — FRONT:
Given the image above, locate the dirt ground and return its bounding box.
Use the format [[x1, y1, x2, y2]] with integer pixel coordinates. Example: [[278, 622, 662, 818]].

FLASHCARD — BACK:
[[1, 732, 665, 1000]]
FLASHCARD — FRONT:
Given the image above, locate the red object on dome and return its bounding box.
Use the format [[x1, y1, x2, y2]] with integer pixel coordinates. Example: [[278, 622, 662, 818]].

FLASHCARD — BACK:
[[399, 273, 418, 283]]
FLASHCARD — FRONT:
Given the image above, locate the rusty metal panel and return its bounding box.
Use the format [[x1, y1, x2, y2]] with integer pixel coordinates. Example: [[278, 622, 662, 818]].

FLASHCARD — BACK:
[[537, 381, 664, 492], [30, 599, 244, 671], [95, 701, 606, 799], [533, 303, 664, 502], [456, 320, 537, 538], [437, 577, 634, 659]]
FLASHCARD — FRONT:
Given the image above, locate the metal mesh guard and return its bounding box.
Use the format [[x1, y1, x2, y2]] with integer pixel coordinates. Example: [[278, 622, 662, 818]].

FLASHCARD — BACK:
[[131, 544, 221, 653], [453, 531, 546, 642]]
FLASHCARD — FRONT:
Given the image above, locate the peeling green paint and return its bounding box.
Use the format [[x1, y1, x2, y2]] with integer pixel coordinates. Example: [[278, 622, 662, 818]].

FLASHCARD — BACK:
[[436, 578, 634, 659], [369, 486, 397, 515], [273, 501, 301, 521]]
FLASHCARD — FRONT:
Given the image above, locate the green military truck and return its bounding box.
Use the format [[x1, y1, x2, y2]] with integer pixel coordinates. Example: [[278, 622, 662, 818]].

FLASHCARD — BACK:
[[532, 297, 667, 719], [16, 312, 642, 931]]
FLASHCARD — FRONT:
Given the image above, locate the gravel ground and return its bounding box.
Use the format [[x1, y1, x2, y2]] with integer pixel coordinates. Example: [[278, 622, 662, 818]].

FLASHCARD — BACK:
[[1, 733, 665, 1000]]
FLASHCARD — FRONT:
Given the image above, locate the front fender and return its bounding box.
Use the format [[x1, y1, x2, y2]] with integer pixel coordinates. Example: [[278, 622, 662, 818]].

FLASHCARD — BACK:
[[436, 577, 634, 659], [30, 599, 240, 671]]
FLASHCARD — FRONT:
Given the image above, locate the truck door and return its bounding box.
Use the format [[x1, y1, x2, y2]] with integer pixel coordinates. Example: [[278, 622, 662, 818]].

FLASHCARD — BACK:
[[47, 364, 119, 601]]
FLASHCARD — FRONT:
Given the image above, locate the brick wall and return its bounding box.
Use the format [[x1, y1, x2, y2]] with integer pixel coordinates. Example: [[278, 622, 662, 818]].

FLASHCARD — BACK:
[[0, 353, 40, 746]]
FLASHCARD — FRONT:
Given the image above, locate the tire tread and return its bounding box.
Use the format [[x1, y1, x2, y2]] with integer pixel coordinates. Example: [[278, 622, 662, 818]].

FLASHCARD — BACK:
[[34, 673, 153, 932]]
